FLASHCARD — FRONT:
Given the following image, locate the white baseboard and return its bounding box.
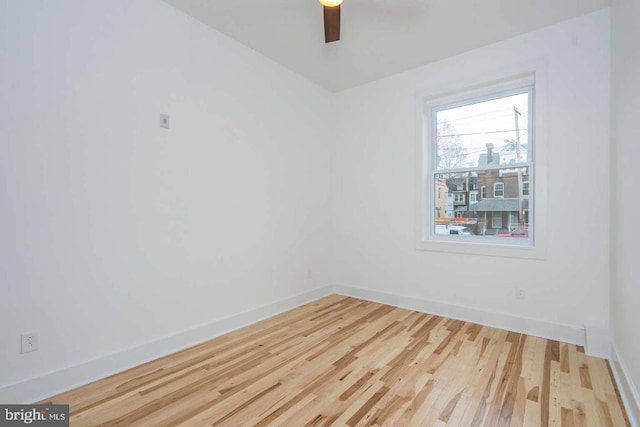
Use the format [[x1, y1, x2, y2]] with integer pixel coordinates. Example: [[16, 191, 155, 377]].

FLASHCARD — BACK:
[[332, 284, 586, 346], [2, 284, 614, 406], [610, 343, 640, 427], [584, 323, 611, 359], [0, 286, 333, 404]]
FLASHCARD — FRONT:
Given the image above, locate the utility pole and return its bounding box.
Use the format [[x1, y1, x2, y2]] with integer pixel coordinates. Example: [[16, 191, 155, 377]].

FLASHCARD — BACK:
[[514, 106, 523, 228], [514, 107, 522, 163]]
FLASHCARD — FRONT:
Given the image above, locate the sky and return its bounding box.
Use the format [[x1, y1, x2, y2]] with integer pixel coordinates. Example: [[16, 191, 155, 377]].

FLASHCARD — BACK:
[[436, 92, 529, 167]]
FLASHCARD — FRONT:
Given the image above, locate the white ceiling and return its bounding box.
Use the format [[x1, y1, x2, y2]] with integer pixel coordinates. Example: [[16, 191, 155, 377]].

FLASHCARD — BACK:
[[161, 0, 610, 92]]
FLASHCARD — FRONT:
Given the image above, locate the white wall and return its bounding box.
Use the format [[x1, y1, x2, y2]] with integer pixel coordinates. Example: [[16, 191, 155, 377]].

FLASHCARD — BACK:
[[611, 0, 640, 422], [0, 0, 332, 396], [332, 11, 610, 338]]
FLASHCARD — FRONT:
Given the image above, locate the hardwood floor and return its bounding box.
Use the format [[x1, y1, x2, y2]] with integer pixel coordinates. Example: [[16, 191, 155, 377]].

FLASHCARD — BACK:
[[41, 295, 629, 426]]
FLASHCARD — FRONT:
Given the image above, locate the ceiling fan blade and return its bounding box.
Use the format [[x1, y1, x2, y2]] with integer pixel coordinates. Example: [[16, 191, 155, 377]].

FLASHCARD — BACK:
[[323, 5, 340, 43]]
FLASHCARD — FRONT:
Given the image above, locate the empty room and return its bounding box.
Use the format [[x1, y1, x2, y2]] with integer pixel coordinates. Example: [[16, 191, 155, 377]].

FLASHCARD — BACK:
[[1, 0, 638, 425]]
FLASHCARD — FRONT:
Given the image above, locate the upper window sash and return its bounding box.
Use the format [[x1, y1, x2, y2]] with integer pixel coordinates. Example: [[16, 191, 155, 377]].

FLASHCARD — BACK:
[[427, 82, 535, 174]]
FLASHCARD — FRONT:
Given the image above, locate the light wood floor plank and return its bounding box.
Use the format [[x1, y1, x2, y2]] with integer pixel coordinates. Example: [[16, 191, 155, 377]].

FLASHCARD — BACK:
[[40, 295, 630, 426]]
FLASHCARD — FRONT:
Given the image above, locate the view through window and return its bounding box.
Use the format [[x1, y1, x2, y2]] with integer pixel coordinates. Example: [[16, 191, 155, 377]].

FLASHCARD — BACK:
[[428, 82, 533, 243]]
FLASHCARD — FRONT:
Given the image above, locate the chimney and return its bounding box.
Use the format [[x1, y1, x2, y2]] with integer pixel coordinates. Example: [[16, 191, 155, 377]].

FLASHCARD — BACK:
[[486, 143, 494, 164]]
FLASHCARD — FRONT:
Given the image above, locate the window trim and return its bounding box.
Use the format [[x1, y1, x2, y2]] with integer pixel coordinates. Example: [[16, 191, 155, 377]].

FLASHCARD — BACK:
[[427, 81, 533, 247], [415, 65, 548, 260], [493, 182, 505, 198]]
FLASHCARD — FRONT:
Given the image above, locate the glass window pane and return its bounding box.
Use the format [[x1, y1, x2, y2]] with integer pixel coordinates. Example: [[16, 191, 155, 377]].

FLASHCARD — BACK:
[[435, 93, 529, 171], [433, 167, 529, 238]]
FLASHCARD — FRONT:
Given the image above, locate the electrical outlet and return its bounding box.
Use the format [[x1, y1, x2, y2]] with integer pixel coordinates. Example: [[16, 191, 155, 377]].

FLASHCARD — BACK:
[[516, 288, 526, 300], [21, 333, 38, 354]]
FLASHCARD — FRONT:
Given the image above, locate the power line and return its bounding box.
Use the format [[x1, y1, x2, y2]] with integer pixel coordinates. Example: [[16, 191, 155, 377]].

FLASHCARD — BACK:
[[438, 133, 530, 156], [438, 128, 528, 138], [438, 104, 529, 124]]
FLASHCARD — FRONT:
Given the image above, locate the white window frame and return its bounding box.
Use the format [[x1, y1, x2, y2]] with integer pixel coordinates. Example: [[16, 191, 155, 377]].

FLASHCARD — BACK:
[[415, 70, 547, 259], [522, 181, 529, 196], [493, 182, 505, 198], [481, 186, 486, 199]]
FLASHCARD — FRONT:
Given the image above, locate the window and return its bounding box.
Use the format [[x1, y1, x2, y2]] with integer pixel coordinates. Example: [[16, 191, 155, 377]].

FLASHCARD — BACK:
[[421, 78, 534, 247], [492, 213, 503, 229]]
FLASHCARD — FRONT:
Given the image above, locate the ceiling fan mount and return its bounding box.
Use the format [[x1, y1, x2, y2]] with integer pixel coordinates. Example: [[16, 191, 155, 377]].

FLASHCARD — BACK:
[[319, 0, 342, 43]]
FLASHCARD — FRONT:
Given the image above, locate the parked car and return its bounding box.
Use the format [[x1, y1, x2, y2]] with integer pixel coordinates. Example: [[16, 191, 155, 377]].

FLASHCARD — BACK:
[[435, 225, 476, 236], [495, 228, 528, 238]]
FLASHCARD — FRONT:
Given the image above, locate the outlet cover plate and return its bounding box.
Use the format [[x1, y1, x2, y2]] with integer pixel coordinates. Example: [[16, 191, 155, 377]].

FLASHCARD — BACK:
[[21, 333, 38, 354]]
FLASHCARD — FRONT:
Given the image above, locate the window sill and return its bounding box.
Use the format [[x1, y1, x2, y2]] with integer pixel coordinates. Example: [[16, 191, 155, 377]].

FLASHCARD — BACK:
[[415, 237, 546, 260]]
